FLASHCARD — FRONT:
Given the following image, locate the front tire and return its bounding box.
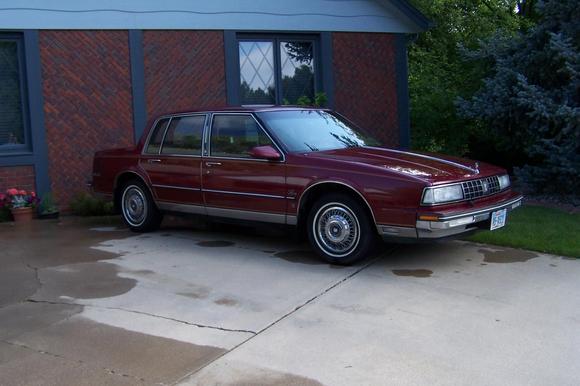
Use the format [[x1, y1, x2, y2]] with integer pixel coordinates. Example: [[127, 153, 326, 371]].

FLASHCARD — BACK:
[[120, 180, 162, 232], [307, 193, 376, 265]]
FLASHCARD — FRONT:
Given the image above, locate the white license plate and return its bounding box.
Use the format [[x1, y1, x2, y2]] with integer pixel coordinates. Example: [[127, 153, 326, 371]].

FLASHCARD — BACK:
[[490, 209, 507, 230]]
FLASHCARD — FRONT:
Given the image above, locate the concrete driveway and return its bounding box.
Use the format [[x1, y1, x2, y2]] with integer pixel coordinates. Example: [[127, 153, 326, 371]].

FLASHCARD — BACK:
[[0, 217, 578, 386]]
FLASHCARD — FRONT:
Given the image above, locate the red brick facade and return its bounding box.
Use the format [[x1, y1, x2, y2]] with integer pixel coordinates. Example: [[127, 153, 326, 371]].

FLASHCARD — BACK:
[[39, 31, 134, 205], [0, 166, 36, 193], [332, 33, 399, 147], [143, 31, 227, 120], [1, 30, 402, 208]]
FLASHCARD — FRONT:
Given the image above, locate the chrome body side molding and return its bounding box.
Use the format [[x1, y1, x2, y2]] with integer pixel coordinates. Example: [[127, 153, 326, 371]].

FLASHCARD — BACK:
[[157, 202, 206, 215], [157, 201, 296, 225]]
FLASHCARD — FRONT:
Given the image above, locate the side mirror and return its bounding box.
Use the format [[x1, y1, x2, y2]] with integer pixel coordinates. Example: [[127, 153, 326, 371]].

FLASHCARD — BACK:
[[249, 145, 282, 161]]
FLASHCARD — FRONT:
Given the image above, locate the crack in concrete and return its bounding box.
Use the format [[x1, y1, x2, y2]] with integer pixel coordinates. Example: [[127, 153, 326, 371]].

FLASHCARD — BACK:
[[25, 299, 257, 335], [22, 262, 45, 303], [172, 247, 398, 385], [0, 339, 147, 383]]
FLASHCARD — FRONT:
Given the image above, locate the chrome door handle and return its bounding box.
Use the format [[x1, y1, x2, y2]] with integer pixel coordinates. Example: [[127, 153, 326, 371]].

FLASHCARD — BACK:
[[147, 159, 162, 164], [205, 162, 222, 167]]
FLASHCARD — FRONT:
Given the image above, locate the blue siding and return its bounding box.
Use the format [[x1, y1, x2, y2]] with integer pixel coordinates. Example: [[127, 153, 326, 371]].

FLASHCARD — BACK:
[[0, 0, 427, 33]]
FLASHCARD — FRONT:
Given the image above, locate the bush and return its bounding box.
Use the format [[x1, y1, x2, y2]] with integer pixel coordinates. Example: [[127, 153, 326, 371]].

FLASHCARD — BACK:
[[0, 207, 11, 222], [69, 192, 115, 217], [457, 0, 580, 194], [38, 192, 59, 215]]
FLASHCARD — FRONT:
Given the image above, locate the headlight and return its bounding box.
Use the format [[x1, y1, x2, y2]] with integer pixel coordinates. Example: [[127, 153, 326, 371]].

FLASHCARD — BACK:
[[422, 184, 464, 205], [498, 174, 510, 190]]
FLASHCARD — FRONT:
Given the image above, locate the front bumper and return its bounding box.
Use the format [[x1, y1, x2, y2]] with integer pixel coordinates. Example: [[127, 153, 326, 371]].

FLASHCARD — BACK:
[[378, 195, 523, 240]]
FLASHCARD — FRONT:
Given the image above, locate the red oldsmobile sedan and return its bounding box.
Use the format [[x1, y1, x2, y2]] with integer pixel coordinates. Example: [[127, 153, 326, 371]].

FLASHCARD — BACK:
[[92, 107, 522, 264]]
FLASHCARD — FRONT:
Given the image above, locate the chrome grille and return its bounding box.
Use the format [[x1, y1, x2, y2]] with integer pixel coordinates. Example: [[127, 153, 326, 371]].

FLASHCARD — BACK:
[[461, 176, 501, 200]]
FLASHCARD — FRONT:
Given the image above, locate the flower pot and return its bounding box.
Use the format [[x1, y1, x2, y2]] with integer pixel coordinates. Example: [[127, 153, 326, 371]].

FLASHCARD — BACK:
[[11, 207, 34, 222]]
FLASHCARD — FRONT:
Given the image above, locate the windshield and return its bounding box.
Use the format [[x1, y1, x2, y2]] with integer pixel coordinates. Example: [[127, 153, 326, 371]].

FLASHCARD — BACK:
[[256, 110, 381, 153]]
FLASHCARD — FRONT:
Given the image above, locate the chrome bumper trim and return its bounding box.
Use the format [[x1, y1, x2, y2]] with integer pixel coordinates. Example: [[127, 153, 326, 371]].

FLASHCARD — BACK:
[[436, 196, 523, 221], [377, 195, 523, 240]]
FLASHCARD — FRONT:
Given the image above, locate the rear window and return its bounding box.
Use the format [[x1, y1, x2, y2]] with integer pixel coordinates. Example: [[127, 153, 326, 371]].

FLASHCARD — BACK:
[[160, 115, 205, 156], [145, 118, 170, 154]]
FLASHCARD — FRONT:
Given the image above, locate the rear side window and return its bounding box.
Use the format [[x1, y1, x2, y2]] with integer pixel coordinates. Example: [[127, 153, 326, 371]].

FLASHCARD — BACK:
[[210, 115, 273, 158], [161, 115, 205, 155], [145, 118, 170, 154]]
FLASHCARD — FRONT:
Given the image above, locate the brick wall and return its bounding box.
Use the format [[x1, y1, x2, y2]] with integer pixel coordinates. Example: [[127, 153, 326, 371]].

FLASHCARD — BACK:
[[39, 31, 134, 206], [332, 33, 399, 147], [143, 31, 227, 119], [0, 166, 35, 193]]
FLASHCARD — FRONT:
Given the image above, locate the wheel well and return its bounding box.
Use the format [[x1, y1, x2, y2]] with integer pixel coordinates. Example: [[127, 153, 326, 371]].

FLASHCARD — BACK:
[[113, 172, 149, 213], [297, 182, 376, 232]]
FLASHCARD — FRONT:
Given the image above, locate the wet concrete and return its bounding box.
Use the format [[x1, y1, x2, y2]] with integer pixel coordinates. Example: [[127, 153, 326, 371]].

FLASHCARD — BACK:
[[274, 250, 323, 265], [196, 240, 235, 248], [2, 217, 579, 386], [392, 269, 433, 278], [33, 262, 137, 301], [0, 218, 130, 307], [479, 248, 539, 263], [188, 363, 325, 386], [214, 297, 238, 307], [2, 316, 226, 385]]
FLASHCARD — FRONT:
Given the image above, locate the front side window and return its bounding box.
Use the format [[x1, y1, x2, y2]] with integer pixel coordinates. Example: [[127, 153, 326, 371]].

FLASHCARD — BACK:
[[161, 115, 205, 155], [239, 38, 316, 105], [210, 115, 273, 158], [0, 35, 27, 151], [257, 110, 381, 153]]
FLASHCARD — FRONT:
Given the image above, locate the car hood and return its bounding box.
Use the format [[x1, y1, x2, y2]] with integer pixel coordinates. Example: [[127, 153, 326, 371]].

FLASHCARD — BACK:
[[303, 147, 503, 184]]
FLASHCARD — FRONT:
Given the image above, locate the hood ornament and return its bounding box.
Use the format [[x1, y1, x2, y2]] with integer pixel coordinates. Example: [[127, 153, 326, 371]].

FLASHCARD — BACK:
[[474, 162, 480, 174]]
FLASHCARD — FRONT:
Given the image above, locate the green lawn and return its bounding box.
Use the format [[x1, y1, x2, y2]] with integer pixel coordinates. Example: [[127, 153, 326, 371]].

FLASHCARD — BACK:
[[466, 205, 580, 258]]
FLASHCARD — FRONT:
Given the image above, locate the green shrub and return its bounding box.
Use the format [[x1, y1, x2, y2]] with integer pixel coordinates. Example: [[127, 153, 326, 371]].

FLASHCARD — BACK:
[[0, 207, 11, 222], [69, 192, 115, 217], [38, 192, 59, 215]]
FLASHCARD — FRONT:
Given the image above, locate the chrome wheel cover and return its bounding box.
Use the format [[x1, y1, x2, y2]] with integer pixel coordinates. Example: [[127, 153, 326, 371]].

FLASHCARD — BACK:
[[122, 185, 147, 227], [313, 203, 360, 258]]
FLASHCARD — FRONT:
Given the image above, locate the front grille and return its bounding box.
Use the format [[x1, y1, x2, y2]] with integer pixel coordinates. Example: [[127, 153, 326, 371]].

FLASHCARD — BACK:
[[461, 176, 501, 200]]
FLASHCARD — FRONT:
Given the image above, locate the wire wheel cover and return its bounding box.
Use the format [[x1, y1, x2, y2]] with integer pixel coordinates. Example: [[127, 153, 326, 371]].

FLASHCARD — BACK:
[[314, 204, 360, 257], [122, 186, 147, 226]]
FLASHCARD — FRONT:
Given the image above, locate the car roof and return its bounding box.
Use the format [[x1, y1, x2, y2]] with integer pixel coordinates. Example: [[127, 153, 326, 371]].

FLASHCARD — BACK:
[[157, 105, 330, 117]]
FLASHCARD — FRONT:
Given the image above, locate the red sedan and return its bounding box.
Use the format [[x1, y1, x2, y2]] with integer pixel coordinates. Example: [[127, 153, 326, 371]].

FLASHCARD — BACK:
[[92, 107, 522, 264]]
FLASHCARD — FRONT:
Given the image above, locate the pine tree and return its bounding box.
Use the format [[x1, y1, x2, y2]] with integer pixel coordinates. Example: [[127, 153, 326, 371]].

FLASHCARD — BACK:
[[457, 0, 579, 194]]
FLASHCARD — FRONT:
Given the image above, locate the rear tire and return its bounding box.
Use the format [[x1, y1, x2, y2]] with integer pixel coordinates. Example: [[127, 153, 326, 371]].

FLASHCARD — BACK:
[[120, 180, 163, 232], [307, 193, 376, 265]]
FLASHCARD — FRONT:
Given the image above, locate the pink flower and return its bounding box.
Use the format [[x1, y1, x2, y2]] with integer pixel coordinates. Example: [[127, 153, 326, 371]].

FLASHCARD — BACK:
[[30, 191, 36, 198], [18, 190, 26, 196], [0, 193, 5, 201], [6, 188, 18, 196]]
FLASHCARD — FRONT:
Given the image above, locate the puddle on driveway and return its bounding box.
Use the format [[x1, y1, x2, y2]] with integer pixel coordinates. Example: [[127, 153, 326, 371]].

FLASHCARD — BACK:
[[392, 269, 433, 278], [479, 248, 538, 263], [274, 250, 323, 265], [197, 240, 235, 248], [193, 365, 324, 386], [34, 262, 137, 300], [214, 297, 238, 307]]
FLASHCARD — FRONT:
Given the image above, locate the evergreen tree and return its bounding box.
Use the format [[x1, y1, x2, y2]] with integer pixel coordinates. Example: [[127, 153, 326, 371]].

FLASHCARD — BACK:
[[457, 0, 579, 194]]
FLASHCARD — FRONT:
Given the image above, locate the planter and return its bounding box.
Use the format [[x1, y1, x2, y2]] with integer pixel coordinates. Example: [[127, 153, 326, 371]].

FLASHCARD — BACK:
[[11, 207, 34, 222]]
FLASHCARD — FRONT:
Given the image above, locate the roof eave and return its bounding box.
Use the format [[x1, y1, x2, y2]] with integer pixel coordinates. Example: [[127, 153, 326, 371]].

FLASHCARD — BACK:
[[380, 0, 433, 32]]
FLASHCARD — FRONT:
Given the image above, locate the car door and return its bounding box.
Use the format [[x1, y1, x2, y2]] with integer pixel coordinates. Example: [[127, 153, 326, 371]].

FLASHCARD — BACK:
[[202, 113, 288, 223], [140, 114, 206, 210]]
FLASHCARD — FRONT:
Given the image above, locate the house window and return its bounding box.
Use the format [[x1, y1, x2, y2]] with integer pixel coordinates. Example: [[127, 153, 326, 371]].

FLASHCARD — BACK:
[[0, 34, 28, 152], [238, 37, 318, 105]]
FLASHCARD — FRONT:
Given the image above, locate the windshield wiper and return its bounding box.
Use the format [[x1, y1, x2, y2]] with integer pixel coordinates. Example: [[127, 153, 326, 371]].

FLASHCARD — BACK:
[[304, 142, 319, 152]]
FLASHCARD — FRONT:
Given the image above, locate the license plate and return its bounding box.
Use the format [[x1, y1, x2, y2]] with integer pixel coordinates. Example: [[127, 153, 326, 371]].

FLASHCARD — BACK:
[[490, 209, 507, 230]]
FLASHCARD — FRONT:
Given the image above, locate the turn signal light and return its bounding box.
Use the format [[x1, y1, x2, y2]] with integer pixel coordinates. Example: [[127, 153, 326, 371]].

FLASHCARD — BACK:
[[418, 215, 439, 221]]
